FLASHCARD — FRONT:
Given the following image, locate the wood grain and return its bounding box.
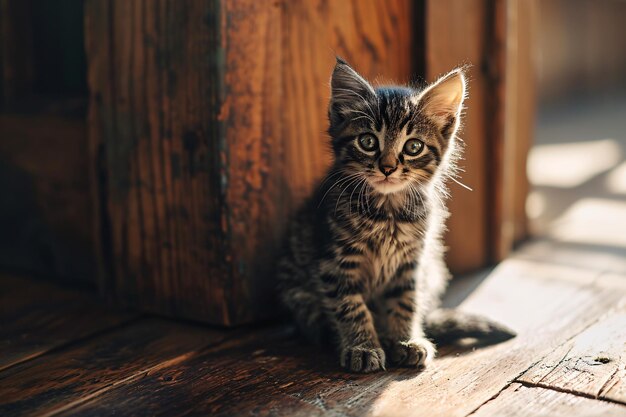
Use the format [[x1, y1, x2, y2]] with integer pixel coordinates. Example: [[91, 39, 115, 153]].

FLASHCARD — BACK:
[[0, 318, 228, 417], [536, 0, 626, 103], [86, 0, 249, 324], [87, 0, 417, 325], [472, 383, 626, 417], [281, 0, 413, 205], [518, 298, 626, 404], [221, 0, 284, 324], [426, 0, 493, 272], [0, 275, 134, 372], [505, 0, 536, 247], [59, 258, 624, 417]]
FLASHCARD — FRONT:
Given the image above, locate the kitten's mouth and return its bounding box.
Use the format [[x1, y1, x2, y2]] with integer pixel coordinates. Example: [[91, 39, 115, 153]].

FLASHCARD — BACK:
[[373, 177, 401, 185], [369, 176, 406, 194]]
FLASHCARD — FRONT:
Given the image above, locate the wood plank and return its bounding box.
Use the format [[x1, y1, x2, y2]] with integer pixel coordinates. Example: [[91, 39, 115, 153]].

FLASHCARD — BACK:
[[220, 0, 284, 324], [61, 259, 624, 417], [471, 383, 626, 417], [281, 0, 413, 205], [85, 0, 238, 324], [517, 297, 626, 404], [86, 0, 416, 325], [501, 0, 536, 252], [426, 0, 492, 272], [0, 318, 230, 417], [0, 275, 134, 372]]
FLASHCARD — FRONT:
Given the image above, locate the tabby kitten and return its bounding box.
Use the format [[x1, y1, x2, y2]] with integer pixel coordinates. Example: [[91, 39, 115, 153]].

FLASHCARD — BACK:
[[278, 58, 514, 373]]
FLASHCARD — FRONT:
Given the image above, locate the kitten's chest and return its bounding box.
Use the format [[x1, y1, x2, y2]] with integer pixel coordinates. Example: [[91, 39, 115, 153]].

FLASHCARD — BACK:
[[356, 217, 423, 287]]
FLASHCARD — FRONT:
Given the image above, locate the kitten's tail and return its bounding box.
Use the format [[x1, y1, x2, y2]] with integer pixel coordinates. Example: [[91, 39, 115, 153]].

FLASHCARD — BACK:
[[425, 308, 516, 345]]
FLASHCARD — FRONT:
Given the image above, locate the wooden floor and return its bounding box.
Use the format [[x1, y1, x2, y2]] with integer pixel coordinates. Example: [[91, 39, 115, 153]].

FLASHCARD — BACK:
[[1, 235, 625, 417]]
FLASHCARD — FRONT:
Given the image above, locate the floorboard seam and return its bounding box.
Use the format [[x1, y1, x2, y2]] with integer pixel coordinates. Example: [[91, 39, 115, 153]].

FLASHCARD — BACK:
[[598, 367, 621, 399], [42, 350, 199, 417], [0, 314, 144, 374], [464, 295, 621, 417], [43, 325, 292, 416], [464, 381, 515, 417], [515, 380, 626, 407]]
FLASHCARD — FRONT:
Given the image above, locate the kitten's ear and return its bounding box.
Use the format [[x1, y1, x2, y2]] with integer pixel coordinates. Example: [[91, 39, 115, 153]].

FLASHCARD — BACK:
[[418, 68, 466, 134], [329, 57, 376, 124]]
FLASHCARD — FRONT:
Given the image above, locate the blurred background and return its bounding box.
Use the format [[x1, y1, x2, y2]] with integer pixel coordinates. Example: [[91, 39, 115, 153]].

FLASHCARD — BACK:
[[0, 0, 625, 325], [524, 0, 626, 274]]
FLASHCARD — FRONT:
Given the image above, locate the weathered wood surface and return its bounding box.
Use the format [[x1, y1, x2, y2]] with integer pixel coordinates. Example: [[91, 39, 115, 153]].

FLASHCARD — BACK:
[[426, 0, 497, 271], [518, 297, 626, 404], [471, 383, 626, 417], [58, 258, 625, 416], [0, 275, 134, 372], [504, 0, 536, 247], [86, 0, 240, 324], [0, 318, 228, 417], [87, 0, 418, 325], [281, 0, 414, 205]]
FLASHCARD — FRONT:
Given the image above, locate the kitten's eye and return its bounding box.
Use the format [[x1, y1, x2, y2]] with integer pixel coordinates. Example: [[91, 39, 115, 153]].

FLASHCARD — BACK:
[[403, 138, 424, 156], [357, 134, 378, 152]]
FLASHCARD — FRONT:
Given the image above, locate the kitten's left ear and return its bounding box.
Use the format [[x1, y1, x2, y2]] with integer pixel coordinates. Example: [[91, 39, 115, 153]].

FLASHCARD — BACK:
[[329, 57, 377, 125], [417, 69, 466, 135]]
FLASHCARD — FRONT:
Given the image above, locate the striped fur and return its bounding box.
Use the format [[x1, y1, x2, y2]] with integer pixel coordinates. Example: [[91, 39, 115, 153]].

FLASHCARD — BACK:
[[278, 59, 468, 372]]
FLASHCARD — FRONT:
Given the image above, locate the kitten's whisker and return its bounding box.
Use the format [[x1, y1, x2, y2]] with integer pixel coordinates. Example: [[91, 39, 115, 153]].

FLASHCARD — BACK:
[[318, 169, 347, 190], [335, 176, 363, 217], [358, 178, 369, 215], [317, 173, 362, 208], [348, 177, 366, 216], [450, 177, 473, 191]]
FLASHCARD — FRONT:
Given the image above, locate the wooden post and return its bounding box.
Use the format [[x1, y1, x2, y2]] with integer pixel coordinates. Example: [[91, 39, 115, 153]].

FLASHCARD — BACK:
[[426, 0, 495, 271], [86, 0, 415, 325], [425, 0, 533, 269]]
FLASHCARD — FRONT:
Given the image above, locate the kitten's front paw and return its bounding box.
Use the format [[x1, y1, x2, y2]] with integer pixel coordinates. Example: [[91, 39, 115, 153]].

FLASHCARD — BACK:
[[388, 337, 436, 368], [340, 345, 386, 373]]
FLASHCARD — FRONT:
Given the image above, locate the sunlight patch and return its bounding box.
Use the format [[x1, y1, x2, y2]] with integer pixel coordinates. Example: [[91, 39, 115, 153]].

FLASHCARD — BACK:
[[528, 139, 622, 188], [548, 198, 626, 249], [606, 161, 626, 195]]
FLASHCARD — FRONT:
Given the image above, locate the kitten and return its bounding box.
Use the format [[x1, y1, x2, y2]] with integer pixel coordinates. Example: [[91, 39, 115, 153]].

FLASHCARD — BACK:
[[278, 58, 514, 373]]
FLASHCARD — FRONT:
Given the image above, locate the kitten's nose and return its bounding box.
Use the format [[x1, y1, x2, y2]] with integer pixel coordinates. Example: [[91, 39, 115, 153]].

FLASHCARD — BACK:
[[379, 161, 398, 177]]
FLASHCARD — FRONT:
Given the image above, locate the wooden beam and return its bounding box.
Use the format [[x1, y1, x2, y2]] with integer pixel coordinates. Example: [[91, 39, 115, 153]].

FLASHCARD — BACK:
[[426, 0, 495, 272], [499, 0, 536, 255]]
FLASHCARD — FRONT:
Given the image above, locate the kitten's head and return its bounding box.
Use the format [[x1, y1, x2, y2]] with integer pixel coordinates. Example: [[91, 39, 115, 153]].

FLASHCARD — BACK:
[[328, 58, 466, 195]]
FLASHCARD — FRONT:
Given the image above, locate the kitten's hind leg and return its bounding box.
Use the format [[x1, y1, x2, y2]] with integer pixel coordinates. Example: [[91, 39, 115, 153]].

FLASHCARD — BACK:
[[282, 287, 332, 345]]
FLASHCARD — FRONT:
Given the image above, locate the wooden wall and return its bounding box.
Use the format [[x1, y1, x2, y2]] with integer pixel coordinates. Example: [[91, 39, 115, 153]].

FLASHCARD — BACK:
[[536, 0, 626, 103]]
